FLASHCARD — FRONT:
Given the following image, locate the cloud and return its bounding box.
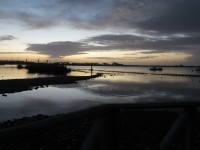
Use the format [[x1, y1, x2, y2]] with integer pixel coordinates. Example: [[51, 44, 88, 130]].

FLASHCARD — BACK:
[[26, 41, 89, 57], [137, 0, 200, 33], [0, 10, 56, 29], [0, 0, 114, 30], [1, 1, 199, 64], [26, 33, 200, 59], [86, 57, 121, 60], [1, 0, 199, 35], [0, 35, 18, 41], [185, 50, 200, 65], [88, 34, 200, 52], [124, 56, 158, 60]]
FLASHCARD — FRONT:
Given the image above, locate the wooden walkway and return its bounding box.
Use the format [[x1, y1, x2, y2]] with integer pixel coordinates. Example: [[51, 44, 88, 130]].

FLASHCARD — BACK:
[[0, 102, 200, 150]]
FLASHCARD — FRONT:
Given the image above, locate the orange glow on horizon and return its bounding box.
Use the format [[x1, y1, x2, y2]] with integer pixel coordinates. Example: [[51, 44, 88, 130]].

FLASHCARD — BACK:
[[0, 50, 192, 65], [64, 51, 192, 65]]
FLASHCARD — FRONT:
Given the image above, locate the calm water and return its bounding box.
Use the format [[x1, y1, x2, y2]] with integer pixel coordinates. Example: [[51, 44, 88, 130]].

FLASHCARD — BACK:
[[0, 65, 200, 121], [0, 65, 53, 79]]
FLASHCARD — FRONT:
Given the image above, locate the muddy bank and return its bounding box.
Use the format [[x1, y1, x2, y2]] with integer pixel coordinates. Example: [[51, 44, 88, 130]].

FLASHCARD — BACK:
[[0, 74, 102, 95]]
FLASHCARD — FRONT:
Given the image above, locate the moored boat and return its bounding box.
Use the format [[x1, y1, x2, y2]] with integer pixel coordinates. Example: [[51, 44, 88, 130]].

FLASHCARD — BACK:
[[17, 64, 24, 69], [150, 66, 163, 71]]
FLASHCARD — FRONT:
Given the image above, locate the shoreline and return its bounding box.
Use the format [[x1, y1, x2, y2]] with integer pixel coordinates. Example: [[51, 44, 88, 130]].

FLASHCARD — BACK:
[[0, 74, 101, 95]]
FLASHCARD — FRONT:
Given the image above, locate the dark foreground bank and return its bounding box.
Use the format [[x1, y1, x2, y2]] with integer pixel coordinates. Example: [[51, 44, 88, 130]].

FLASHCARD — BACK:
[[0, 103, 200, 150], [0, 74, 101, 95]]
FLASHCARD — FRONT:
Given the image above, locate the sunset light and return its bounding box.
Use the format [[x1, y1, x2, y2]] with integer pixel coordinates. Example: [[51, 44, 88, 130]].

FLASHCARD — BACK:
[[1, 1, 200, 149]]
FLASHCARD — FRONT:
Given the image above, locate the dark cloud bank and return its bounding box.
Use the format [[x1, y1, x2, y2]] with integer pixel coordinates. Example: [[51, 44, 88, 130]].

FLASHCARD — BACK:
[[1, 0, 199, 34], [27, 41, 88, 58]]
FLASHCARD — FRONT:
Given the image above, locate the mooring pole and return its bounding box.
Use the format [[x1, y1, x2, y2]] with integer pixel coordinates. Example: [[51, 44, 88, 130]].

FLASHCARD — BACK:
[[91, 63, 93, 76]]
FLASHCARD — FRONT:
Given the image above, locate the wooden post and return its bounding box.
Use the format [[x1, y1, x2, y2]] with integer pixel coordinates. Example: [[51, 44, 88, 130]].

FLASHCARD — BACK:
[[91, 63, 93, 76]]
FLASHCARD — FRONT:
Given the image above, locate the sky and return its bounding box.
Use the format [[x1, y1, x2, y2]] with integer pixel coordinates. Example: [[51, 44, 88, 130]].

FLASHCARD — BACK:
[[0, 0, 200, 65]]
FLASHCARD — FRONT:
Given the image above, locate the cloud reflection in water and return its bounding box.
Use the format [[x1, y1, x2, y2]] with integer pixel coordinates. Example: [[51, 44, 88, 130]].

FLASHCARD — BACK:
[[0, 73, 200, 121]]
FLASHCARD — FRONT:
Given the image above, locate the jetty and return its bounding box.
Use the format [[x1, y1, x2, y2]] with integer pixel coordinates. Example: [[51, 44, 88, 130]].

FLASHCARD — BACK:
[[0, 102, 200, 149]]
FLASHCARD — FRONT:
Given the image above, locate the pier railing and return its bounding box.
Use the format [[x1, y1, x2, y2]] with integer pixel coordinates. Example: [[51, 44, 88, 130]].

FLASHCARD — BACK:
[[0, 102, 200, 150]]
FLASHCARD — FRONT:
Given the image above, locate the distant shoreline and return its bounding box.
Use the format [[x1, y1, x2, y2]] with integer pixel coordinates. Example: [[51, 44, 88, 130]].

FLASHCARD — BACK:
[[0, 60, 199, 67], [69, 64, 200, 67]]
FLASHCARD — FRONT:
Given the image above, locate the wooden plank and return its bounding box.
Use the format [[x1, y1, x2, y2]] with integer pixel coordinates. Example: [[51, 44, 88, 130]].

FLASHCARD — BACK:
[[79, 115, 108, 150], [159, 110, 187, 150]]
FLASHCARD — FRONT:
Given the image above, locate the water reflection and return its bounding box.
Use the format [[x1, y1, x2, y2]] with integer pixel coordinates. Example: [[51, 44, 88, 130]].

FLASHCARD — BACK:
[[0, 65, 52, 79], [77, 74, 200, 101], [70, 66, 200, 75], [0, 66, 200, 121], [100, 73, 198, 83], [0, 86, 106, 121], [67, 70, 91, 76]]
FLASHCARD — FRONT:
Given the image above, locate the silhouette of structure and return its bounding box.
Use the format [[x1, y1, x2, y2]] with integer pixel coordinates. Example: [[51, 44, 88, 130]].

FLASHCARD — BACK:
[[0, 102, 198, 150], [25, 63, 71, 75]]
